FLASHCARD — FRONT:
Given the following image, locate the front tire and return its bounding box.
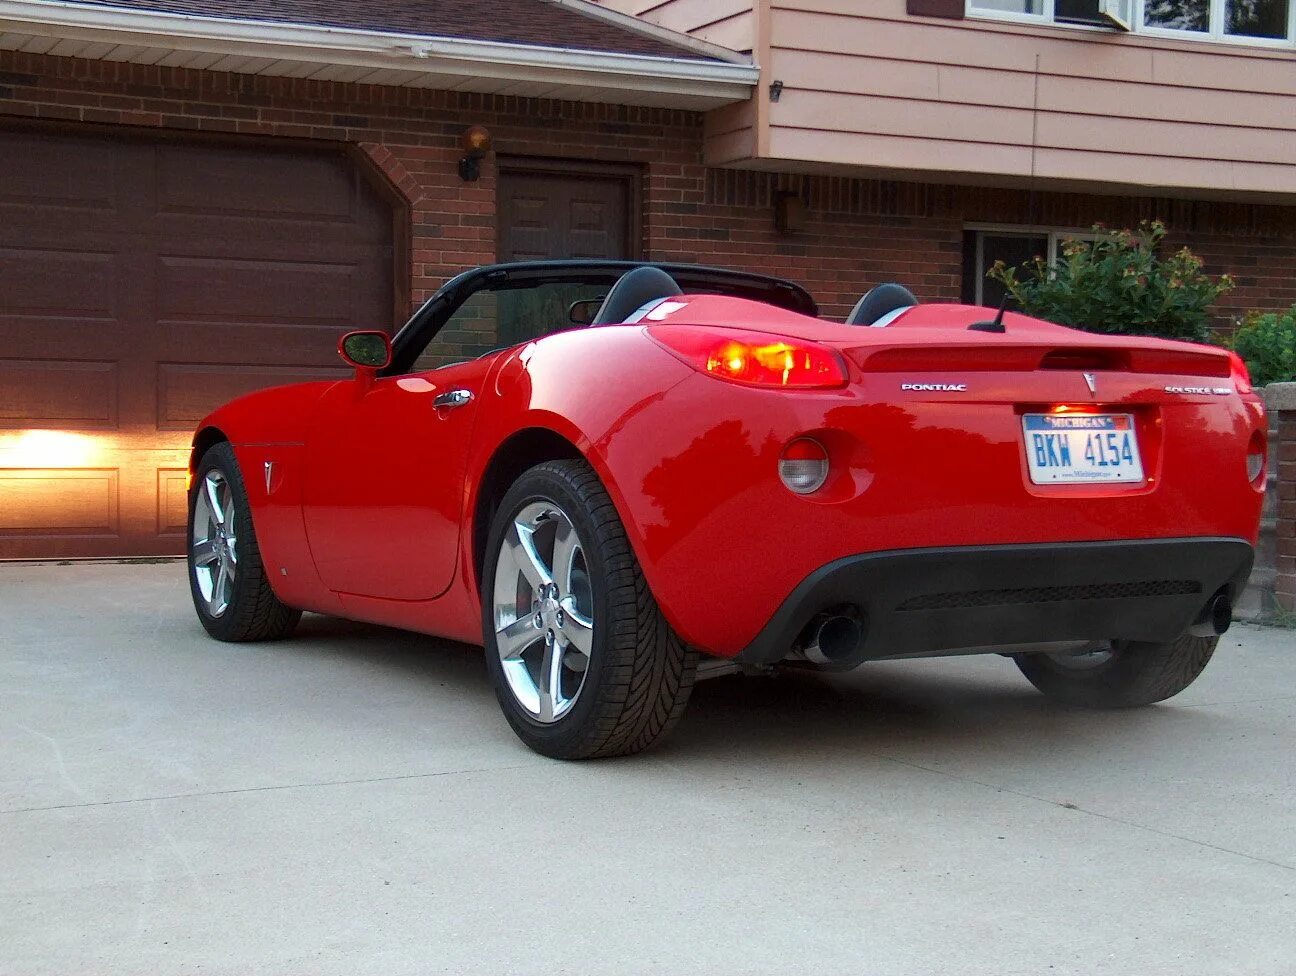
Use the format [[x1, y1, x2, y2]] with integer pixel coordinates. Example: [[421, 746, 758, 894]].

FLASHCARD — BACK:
[[1014, 633, 1218, 708], [482, 459, 697, 759], [188, 442, 301, 642]]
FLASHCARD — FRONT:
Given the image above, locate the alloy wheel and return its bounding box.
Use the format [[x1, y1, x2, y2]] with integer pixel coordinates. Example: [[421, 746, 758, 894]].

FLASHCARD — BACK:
[[491, 500, 595, 723], [191, 470, 238, 618]]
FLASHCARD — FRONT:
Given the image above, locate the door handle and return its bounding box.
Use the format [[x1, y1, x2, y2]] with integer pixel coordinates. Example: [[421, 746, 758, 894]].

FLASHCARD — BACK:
[[433, 389, 473, 409]]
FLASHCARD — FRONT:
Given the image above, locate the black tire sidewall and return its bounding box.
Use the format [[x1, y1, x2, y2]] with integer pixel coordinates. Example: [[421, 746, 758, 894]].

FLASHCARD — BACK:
[[187, 443, 258, 641], [481, 465, 624, 758]]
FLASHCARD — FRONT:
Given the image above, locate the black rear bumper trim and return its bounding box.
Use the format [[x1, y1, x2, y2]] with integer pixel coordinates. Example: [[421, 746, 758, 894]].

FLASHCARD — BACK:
[[736, 537, 1254, 666]]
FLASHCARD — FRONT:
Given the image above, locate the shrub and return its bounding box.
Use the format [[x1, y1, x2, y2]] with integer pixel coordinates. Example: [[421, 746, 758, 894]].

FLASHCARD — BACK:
[[1228, 306, 1296, 387], [986, 220, 1234, 344]]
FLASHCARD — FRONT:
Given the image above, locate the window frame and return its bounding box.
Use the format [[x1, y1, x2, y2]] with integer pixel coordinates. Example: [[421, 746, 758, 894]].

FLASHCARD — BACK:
[[965, 223, 1100, 307], [965, 0, 1296, 48]]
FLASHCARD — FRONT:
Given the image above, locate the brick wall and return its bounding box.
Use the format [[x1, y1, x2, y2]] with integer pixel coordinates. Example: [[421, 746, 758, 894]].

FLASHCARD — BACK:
[[2, 49, 1295, 326], [1274, 389, 1296, 612]]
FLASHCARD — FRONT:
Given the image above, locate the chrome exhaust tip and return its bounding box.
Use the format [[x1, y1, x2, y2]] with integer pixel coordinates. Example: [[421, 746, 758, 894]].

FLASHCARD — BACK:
[[1189, 592, 1233, 638], [800, 611, 867, 668]]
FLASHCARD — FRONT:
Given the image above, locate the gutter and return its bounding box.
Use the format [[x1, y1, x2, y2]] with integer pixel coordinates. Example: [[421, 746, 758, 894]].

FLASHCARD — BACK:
[[0, 0, 758, 103]]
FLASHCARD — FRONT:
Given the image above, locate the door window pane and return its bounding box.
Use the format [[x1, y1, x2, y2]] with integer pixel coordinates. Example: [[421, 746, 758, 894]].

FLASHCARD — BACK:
[[1143, 0, 1210, 30], [1226, 0, 1291, 37]]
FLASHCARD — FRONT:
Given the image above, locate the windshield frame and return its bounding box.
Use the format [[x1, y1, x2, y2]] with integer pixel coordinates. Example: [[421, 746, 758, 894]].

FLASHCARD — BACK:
[[383, 261, 818, 377]]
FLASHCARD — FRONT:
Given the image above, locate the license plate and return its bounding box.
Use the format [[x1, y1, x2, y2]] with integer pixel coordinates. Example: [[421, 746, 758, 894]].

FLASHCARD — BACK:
[[1022, 413, 1144, 484]]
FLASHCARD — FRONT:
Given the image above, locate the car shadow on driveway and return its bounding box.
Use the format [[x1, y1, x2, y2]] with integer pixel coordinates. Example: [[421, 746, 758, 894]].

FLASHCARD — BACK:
[[272, 614, 1225, 769]]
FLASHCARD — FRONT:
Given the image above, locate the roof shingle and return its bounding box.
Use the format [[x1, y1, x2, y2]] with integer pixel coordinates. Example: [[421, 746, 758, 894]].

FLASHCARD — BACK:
[[73, 0, 718, 60]]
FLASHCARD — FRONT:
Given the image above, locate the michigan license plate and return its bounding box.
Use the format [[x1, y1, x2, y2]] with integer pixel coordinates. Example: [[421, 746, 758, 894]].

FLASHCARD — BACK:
[[1022, 414, 1144, 484]]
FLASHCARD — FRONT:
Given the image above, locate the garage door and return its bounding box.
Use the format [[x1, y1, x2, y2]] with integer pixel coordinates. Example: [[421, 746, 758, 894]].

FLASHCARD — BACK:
[[0, 128, 396, 559]]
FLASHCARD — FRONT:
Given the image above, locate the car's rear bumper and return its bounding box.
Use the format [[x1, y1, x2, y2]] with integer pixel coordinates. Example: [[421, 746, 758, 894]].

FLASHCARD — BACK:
[[735, 537, 1254, 666]]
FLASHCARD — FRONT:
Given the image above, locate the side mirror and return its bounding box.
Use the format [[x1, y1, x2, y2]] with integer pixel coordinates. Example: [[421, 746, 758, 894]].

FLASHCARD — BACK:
[[568, 298, 604, 326], [338, 331, 391, 374]]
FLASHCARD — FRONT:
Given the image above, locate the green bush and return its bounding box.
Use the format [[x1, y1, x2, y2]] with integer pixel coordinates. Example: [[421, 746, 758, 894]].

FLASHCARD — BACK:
[[986, 220, 1234, 343], [1228, 306, 1296, 387]]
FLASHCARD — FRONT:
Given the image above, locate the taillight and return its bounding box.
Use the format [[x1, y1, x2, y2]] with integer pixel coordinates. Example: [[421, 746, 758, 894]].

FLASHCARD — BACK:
[[1229, 351, 1254, 395], [647, 325, 847, 389], [1247, 431, 1267, 487], [779, 438, 830, 494]]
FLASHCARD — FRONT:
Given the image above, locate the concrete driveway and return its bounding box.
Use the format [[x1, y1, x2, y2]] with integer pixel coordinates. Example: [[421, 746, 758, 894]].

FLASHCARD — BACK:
[[2, 561, 1293, 976]]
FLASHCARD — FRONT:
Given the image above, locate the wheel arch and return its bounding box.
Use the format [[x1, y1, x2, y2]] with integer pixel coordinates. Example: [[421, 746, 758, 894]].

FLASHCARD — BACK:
[[190, 426, 229, 483], [470, 426, 585, 588]]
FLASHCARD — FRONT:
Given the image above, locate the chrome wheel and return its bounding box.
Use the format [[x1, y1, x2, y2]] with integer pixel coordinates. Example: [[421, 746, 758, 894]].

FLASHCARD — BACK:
[[491, 500, 594, 723], [191, 470, 238, 618]]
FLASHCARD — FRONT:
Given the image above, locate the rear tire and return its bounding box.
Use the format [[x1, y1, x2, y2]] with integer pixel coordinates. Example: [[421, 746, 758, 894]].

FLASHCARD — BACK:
[[1014, 633, 1217, 708], [482, 459, 697, 759], [188, 442, 301, 643]]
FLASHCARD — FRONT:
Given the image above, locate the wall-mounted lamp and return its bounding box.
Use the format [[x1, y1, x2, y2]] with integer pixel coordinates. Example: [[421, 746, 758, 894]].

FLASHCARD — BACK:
[[774, 190, 806, 235], [458, 125, 493, 182]]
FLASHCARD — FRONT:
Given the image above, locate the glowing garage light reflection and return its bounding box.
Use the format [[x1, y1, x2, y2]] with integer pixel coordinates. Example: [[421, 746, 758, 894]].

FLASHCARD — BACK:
[[0, 430, 106, 468]]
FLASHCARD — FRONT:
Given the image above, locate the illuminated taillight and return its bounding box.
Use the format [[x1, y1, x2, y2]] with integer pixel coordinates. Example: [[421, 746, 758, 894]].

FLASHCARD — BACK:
[[779, 438, 830, 494], [647, 325, 847, 389], [1229, 351, 1254, 395]]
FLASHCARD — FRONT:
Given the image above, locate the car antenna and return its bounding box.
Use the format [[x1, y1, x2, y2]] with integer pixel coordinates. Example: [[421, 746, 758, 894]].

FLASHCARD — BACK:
[[968, 292, 1013, 333]]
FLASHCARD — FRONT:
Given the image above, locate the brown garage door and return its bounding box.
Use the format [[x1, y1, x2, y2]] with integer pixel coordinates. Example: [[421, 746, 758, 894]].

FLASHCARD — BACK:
[[0, 128, 396, 559]]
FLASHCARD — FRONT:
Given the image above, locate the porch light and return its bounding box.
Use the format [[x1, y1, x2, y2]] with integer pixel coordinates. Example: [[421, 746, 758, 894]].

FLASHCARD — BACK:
[[458, 125, 493, 182]]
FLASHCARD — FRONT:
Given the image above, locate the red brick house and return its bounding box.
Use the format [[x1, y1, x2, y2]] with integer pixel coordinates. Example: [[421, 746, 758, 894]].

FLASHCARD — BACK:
[[1, 0, 1293, 560]]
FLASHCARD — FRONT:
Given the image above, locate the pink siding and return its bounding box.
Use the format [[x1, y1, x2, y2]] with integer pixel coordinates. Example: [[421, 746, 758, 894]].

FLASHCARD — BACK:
[[593, 0, 756, 51], [762, 0, 1296, 198]]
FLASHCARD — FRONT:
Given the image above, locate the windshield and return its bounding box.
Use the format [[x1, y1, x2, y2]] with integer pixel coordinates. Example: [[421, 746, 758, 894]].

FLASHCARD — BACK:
[[410, 282, 608, 373]]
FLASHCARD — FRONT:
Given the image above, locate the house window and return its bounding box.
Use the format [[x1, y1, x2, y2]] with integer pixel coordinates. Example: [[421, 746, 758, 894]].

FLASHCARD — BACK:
[[962, 227, 1098, 308], [967, 0, 1133, 28], [968, 0, 1294, 41], [1144, 0, 1292, 40]]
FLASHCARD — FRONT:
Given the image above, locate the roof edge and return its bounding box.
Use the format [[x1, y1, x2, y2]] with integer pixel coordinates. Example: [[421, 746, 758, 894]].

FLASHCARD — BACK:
[[547, 0, 752, 65], [0, 0, 759, 105]]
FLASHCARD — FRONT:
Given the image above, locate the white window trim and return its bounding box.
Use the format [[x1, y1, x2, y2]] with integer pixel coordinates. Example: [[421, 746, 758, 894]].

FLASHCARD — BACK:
[[967, 224, 1100, 306], [965, 0, 1296, 49]]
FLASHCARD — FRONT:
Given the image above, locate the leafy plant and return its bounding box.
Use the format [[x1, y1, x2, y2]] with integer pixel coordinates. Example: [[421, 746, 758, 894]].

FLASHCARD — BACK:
[[986, 221, 1234, 343], [1228, 305, 1296, 387]]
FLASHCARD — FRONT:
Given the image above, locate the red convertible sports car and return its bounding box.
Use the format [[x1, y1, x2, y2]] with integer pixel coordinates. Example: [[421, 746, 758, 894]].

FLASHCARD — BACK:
[[187, 261, 1268, 758]]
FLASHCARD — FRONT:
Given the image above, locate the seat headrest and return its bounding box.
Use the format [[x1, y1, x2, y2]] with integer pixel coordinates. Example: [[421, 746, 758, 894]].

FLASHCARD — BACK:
[[590, 266, 684, 325], [845, 283, 919, 326]]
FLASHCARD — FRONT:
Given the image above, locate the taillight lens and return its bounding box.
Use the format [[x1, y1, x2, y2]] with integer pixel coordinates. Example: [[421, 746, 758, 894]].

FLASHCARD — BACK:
[[1229, 351, 1254, 395], [1247, 431, 1267, 486], [779, 438, 830, 494], [647, 325, 847, 389]]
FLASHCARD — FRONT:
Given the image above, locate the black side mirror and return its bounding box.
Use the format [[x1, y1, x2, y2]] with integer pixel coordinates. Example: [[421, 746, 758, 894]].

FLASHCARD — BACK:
[[568, 298, 605, 326], [338, 331, 391, 372]]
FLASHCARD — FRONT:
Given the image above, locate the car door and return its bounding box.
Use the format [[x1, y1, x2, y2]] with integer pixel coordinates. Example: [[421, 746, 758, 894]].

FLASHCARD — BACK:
[[301, 356, 492, 600]]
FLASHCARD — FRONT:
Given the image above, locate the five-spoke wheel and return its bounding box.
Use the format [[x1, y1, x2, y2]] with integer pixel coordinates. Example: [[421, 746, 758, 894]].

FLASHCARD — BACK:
[[482, 459, 697, 759], [492, 501, 595, 723], [191, 469, 238, 618], [187, 442, 300, 642]]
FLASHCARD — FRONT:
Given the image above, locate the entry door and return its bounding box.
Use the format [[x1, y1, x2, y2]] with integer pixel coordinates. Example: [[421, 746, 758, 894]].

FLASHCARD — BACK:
[[301, 357, 492, 601], [497, 164, 634, 262]]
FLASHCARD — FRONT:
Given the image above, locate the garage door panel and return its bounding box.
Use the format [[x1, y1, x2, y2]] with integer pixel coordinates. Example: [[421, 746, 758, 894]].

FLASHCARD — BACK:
[[156, 144, 358, 224], [0, 360, 119, 430], [0, 128, 395, 559], [0, 246, 120, 324], [156, 254, 366, 329], [156, 362, 347, 431], [0, 467, 119, 536], [156, 467, 189, 537]]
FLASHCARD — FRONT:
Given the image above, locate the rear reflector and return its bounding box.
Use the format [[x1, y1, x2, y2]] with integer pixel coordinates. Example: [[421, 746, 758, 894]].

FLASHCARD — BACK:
[[779, 438, 830, 494]]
